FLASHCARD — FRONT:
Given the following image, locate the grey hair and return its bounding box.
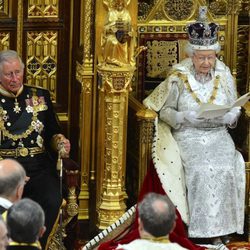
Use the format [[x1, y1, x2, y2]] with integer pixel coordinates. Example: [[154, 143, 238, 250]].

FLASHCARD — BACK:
[[185, 42, 221, 57], [0, 159, 26, 197], [0, 50, 24, 73], [7, 198, 45, 243], [138, 192, 176, 237]]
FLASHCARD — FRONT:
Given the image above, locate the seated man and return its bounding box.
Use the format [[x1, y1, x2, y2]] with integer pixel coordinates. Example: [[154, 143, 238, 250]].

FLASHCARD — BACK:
[[6, 198, 46, 249], [117, 192, 187, 250], [0, 159, 27, 214]]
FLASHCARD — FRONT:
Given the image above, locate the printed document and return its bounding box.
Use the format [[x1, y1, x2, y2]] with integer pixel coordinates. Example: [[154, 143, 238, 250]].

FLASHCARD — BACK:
[[197, 92, 250, 119]]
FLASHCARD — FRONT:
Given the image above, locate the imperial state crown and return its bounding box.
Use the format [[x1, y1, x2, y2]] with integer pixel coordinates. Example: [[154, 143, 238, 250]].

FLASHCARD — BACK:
[[187, 6, 219, 47]]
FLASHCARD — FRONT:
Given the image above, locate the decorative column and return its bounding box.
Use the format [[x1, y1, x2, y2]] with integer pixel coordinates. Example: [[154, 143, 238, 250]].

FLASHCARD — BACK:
[[226, 1, 242, 77], [76, 60, 93, 220], [97, 65, 135, 229], [77, 0, 95, 220]]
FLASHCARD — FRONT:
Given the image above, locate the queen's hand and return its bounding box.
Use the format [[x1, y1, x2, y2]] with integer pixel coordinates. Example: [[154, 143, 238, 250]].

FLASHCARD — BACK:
[[221, 107, 241, 126]]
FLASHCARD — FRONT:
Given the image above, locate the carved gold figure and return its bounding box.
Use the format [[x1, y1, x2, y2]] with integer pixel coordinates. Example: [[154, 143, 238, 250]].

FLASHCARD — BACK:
[[101, 0, 135, 67]]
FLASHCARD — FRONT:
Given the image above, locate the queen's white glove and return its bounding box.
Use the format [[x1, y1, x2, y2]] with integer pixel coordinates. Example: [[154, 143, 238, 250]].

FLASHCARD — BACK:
[[176, 111, 203, 125], [222, 107, 241, 125]]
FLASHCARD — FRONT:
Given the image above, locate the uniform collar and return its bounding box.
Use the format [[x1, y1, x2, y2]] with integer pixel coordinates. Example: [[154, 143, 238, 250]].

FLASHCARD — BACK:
[[9, 240, 41, 249], [0, 197, 13, 209], [0, 84, 24, 98], [141, 235, 170, 243]]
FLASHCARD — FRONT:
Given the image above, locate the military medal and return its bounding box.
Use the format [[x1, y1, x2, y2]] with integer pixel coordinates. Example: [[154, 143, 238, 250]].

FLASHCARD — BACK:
[[13, 98, 21, 113]]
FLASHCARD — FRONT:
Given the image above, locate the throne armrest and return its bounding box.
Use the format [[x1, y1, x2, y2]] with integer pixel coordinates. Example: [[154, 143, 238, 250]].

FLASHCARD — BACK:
[[129, 95, 157, 190]]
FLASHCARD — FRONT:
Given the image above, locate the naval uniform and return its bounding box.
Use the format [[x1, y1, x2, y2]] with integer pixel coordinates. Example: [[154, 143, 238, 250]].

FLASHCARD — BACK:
[[0, 84, 62, 249]]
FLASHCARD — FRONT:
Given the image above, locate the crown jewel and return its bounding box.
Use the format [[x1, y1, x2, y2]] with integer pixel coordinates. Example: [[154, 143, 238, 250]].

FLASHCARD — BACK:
[[187, 6, 219, 47]]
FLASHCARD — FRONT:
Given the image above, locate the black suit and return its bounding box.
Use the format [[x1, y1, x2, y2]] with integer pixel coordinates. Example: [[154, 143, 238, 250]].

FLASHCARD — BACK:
[[0, 85, 62, 248]]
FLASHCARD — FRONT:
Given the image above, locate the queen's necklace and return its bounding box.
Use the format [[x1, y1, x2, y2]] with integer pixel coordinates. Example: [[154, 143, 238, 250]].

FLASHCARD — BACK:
[[177, 72, 220, 104]]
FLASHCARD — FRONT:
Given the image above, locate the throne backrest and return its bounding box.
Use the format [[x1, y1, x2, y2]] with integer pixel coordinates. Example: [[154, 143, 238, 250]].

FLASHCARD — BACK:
[[136, 31, 189, 101], [132, 2, 232, 103]]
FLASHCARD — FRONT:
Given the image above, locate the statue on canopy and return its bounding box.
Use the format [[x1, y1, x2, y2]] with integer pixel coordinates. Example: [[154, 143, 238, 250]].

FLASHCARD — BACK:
[[101, 0, 136, 67]]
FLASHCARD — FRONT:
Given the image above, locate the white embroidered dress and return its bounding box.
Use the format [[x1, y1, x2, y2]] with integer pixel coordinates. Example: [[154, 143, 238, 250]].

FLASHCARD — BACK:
[[143, 58, 245, 238]]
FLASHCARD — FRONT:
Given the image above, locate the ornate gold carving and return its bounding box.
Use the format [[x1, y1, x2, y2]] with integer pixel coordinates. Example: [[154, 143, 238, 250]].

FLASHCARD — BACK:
[[28, 0, 58, 18], [164, 0, 194, 20], [98, 209, 127, 229], [136, 108, 157, 190], [0, 0, 9, 17], [100, 0, 136, 67], [208, 0, 228, 16], [138, 1, 153, 21], [227, 0, 243, 15], [26, 31, 58, 101], [97, 66, 135, 229], [75, 58, 93, 220], [0, 32, 10, 51], [240, 0, 250, 15], [75, 62, 92, 94], [99, 68, 134, 93], [17, 0, 23, 55], [237, 25, 249, 94], [98, 67, 134, 93], [153, 8, 166, 20], [146, 40, 178, 78], [47, 228, 66, 250], [80, 0, 93, 61], [137, 109, 156, 143]]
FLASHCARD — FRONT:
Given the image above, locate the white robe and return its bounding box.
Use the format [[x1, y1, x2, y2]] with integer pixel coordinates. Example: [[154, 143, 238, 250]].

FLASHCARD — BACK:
[[143, 58, 245, 238], [116, 239, 188, 250]]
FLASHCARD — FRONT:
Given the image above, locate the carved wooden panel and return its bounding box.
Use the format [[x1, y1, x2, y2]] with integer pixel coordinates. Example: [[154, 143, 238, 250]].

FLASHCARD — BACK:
[[0, 0, 17, 49], [0, 0, 11, 17], [23, 0, 70, 114]]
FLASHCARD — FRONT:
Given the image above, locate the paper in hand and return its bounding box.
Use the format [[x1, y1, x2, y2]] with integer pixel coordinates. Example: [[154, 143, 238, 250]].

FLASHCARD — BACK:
[[197, 92, 250, 119]]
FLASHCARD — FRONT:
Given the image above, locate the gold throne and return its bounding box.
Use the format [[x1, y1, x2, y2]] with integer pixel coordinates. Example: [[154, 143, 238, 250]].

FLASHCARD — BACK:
[[127, 0, 250, 241]]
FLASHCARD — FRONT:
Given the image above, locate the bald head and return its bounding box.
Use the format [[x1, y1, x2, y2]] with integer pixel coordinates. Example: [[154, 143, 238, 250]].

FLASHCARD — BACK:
[[0, 159, 26, 200], [138, 193, 176, 237]]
